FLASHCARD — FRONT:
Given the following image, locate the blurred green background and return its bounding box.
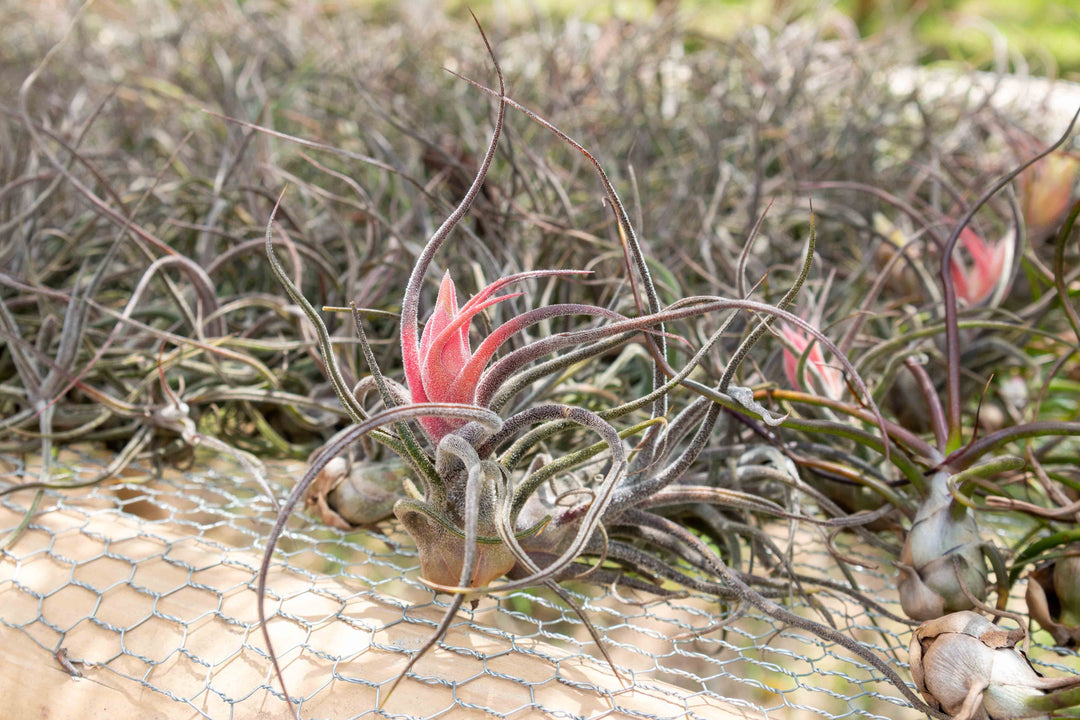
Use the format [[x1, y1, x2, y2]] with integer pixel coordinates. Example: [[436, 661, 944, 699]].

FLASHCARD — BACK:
[[423, 0, 1080, 76]]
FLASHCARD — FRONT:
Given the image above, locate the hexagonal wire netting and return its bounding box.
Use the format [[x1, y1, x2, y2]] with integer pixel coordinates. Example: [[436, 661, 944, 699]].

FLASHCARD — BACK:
[[3, 446, 1079, 720]]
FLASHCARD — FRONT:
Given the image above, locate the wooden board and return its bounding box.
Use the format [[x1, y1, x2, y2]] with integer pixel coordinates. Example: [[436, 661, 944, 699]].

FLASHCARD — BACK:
[[0, 480, 761, 720]]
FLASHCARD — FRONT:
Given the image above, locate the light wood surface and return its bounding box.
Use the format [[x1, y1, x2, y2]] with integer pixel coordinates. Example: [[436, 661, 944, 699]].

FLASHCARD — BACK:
[[0, 481, 761, 720]]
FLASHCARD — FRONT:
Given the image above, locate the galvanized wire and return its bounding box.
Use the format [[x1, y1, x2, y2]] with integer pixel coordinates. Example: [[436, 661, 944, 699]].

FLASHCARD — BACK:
[[2, 447, 1078, 720]]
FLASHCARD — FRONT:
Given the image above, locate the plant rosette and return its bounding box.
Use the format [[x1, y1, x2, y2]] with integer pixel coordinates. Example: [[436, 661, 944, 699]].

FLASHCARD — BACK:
[[909, 610, 1080, 720]]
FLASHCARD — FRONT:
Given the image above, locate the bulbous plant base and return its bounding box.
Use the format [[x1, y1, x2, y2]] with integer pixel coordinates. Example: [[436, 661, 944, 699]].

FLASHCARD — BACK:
[[899, 470, 990, 621], [909, 611, 1080, 720], [395, 501, 517, 589], [912, 615, 1044, 720], [1027, 555, 1080, 648], [898, 539, 989, 621]]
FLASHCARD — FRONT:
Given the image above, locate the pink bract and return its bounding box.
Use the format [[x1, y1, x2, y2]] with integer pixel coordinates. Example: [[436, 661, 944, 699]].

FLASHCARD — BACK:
[[949, 227, 1008, 306], [781, 325, 845, 400], [403, 272, 510, 439]]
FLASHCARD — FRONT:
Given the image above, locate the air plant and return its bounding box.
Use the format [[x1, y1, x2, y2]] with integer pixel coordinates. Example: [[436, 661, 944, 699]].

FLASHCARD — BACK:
[[1019, 151, 1079, 240], [0, 261, 98, 548], [256, 21, 952, 719], [979, 194, 1080, 651], [909, 611, 1080, 720], [762, 104, 1080, 628], [876, 168, 1077, 623]]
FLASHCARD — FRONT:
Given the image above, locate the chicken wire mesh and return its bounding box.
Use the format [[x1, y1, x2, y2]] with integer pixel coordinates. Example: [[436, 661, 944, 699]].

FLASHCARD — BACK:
[[3, 446, 1078, 720]]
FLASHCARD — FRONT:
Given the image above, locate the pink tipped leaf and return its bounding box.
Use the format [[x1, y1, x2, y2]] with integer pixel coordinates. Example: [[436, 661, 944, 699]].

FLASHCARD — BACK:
[[448, 304, 625, 404], [780, 326, 810, 391], [457, 269, 592, 316], [423, 291, 522, 382], [417, 270, 590, 404]]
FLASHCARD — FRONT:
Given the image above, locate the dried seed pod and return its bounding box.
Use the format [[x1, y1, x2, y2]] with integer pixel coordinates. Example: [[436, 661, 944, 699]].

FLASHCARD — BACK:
[[909, 611, 1080, 720], [1026, 551, 1080, 648], [898, 472, 988, 621]]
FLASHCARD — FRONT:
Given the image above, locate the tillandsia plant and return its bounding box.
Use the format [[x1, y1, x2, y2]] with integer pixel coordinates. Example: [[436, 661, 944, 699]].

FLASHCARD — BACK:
[[845, 125, 1080, 713], [754, 104, 1080, 628], [909, 611, 1080, 720], [255, 21, 954, 718], [979, 195, 1080, 650], [1, 2, 391, 539]]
